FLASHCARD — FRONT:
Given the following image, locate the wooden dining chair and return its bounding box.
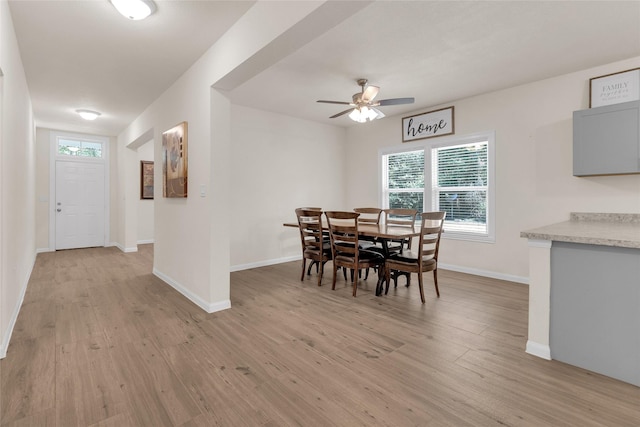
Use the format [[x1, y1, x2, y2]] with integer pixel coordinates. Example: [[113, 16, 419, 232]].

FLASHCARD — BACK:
[[298, 207, 330, 275], [384, 211, 446, 303], [384, 208, 418, 249], [325, 211, 384, 297], [295, 208, 332, 286], [353, 207, 383, 278], [383, 208, 418, 285]]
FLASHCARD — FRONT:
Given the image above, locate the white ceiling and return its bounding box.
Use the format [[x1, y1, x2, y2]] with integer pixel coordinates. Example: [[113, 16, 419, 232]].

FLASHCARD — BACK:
[[8, 1, 640, 136], [8, 0, 255, 135]]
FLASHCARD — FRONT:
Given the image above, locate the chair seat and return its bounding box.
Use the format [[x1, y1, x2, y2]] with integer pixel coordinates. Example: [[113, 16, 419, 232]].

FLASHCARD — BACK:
[[358, 241, 378, 250], [358, 249, 385, 261], [335, 249, 383, 264], [364, 241, 403, 256], [388, 250, 435, 266]]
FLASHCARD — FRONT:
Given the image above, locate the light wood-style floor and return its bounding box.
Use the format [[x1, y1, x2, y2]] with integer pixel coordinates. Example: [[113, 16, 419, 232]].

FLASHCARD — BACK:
[[1, 245, 639, 426]]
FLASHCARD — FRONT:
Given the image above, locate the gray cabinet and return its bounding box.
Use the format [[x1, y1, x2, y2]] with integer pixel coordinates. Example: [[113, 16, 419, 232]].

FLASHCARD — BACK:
[[573, 100, 640, 176], [550, 241, 640, 387]]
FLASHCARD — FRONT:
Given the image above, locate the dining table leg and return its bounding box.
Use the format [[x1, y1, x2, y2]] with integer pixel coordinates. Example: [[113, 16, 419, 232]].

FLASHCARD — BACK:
[[374, 238, 392, 296], [375, 263, 386, 296]]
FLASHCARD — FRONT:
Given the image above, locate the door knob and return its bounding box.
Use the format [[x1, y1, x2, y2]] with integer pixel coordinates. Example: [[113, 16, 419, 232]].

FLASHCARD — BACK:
[[56, 208, 62, 212]]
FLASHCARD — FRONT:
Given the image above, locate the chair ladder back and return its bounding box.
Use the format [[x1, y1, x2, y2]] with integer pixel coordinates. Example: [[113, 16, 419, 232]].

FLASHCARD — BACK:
[[296, 208, 324, 250], [384, 208, 417, 250], [325, 211, 361, 259], [419, 212, 446, 261], [354, 207, 382, 224], [384, 208, 417, 226]]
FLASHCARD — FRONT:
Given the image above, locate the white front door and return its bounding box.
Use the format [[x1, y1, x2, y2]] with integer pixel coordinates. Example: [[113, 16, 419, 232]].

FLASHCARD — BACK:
[[55, 160, 105, 250]]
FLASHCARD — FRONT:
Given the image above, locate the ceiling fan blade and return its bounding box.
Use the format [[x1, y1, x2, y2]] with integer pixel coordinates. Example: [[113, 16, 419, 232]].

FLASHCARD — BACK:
[[317, 100, 352, 105], [330, 108, 354, 119], [361, 85, 379, 103], [376, 97, 415, 106]]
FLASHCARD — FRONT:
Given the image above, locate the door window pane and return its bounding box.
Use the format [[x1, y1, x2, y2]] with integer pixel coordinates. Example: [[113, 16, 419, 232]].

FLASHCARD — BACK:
[[58, 138, 103, 158]]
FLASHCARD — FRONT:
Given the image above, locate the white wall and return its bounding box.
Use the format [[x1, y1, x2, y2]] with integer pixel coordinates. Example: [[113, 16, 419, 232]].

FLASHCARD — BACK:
[[0, 0, 36, 358], [230, 105, 347, 270], [117, 2, 361, 312], [35, 128, 49, 250], [344, 56, 640, 282], [137, 140, 154, 243]]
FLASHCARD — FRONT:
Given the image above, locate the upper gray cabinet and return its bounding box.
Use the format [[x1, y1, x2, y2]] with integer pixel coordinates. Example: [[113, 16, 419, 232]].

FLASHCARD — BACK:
[[573, 100, 640, 176]]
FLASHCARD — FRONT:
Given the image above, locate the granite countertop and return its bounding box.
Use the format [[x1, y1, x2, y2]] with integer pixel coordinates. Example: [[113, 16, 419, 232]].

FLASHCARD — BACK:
[[520, 212, 640, 249]]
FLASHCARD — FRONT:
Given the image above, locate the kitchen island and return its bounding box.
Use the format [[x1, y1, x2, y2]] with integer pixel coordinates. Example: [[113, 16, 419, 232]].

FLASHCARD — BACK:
[[521, 213, 640, 387]]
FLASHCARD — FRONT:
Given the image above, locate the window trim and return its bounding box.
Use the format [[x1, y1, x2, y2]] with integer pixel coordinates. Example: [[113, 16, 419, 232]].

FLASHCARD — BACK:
[[379, 131, 495, 243]]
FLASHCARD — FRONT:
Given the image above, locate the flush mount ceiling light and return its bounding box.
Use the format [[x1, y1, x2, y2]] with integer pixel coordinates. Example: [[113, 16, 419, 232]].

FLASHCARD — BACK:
[[76, 109, 101, 121], [110, 0, 156, 20]]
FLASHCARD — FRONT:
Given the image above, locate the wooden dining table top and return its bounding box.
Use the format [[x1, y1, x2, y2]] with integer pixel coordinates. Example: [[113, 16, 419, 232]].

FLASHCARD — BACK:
[[283, 221, 421, 239]]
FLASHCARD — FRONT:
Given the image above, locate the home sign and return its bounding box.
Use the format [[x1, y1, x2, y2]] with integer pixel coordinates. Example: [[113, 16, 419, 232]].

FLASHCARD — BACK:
[[402, 106, 454, 142]]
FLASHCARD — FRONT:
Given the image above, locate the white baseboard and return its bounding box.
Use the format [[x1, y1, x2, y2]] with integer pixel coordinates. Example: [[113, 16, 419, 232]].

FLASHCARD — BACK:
[[438, 262, 529, 285], [36, 247, 52, 253], [114, 243, 138, 253], [234, 255, 529, 285], [526, 340, 551, 360], [0, 252, 37, 359], [153, 268, 231, 314], [137, 239, 154, 245], [230, 255, 301, 272]]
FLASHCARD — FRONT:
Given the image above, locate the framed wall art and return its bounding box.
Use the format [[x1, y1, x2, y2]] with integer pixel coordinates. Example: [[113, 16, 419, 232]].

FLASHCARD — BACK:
[[162, 121, 188, 198], [402, 106, 454, 142], [589, 68, 640, 108], [140, 160, 154, 199]]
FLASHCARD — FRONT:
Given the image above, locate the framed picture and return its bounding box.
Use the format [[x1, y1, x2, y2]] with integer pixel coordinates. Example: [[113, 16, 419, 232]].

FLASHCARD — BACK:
[[589, 68, 640, 108], [140, 160, 154, 199], [402, 106, 454, 142], [162, 121, 188, 198]]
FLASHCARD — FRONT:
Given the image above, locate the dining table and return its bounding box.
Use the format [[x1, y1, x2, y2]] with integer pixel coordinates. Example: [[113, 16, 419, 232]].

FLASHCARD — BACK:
[[283, 220, 421, 296]]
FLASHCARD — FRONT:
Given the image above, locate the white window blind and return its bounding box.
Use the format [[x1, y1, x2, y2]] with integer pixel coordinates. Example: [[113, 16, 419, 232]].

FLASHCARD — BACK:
[[382, 149, 424, 212], [432, 141, 488, 236]]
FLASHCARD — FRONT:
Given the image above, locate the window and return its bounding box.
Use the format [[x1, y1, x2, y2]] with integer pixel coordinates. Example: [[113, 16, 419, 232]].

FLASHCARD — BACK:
[[381, 132, 494, 242], [432, 141, 488, 237], [382, 149, 424, 211], [57, 138, 103, 158]]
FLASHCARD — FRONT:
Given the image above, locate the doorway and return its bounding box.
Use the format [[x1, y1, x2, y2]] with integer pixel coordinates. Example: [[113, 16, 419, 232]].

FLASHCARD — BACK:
[[55, 160, 105, 249], [49, 132, 109, 250]]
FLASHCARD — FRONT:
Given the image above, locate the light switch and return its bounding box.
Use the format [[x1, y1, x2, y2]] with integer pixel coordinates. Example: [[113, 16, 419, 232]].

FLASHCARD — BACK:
[[200, 184, 205, 197]]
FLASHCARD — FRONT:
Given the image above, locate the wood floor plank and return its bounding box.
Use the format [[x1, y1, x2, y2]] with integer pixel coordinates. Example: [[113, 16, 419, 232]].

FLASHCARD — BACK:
[[55, 300, 103, 346], [2, 245, 639, 426], [160, 341, 275, 426], [55, 337, 127, 426], [109, 338, 201, 427], [1, 335, 56, 425]]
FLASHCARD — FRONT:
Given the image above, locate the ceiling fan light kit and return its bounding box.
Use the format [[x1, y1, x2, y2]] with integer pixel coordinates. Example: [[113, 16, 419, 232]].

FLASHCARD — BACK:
[[318, 78, 414, 123], [349, 106, 385, 123]]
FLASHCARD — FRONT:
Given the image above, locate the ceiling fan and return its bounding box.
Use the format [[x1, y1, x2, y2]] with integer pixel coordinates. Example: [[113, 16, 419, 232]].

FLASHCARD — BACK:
[[317, 78, 414, 122]]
